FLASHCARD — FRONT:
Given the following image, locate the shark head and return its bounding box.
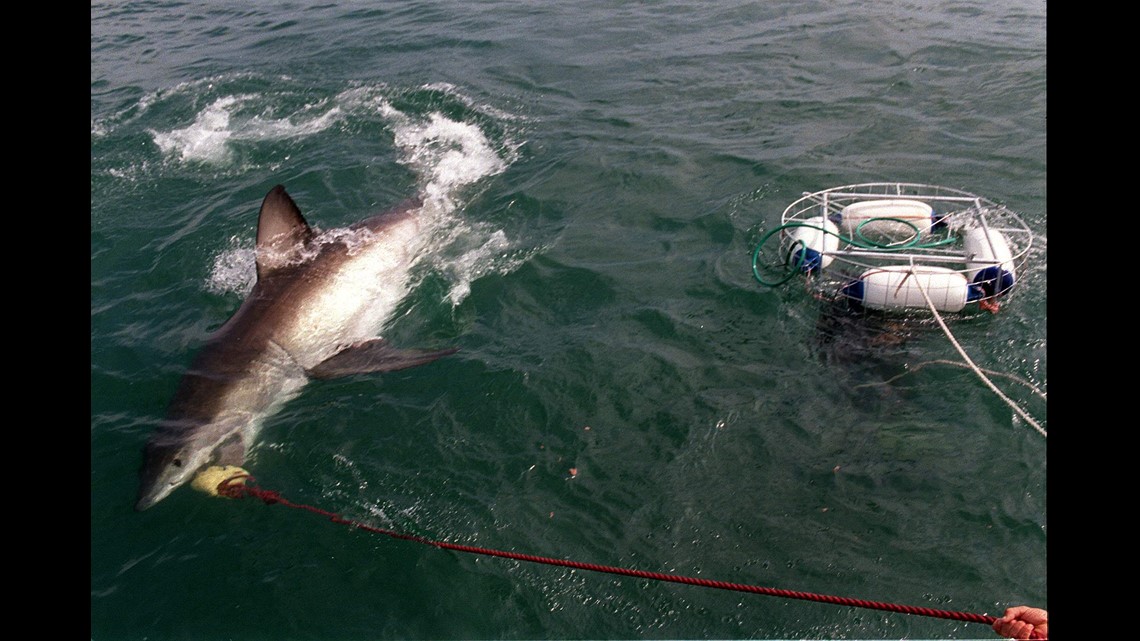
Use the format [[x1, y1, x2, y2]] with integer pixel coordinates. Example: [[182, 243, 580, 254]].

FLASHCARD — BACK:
[[135, 421, 219, 511], [136, 440, 199, 511]]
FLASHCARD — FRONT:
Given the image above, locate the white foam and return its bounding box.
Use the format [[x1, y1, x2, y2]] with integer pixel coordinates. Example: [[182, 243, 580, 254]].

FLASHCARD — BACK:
[[205, 235, 256, 296], [152, 96, 241, 163], [334, 85, 395, 115], [245, 105, 343, 142], [150, 94, 344, 164], [423, 82, 529, 123], [391, 112, 507, 214], [378, 101, 528, 306], [443, 229, 512, 305], [188, 83, 527, 312]]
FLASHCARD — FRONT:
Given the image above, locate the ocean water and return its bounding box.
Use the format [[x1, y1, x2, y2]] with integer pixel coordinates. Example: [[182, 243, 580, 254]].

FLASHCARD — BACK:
[[90, 2, 1046, 639]]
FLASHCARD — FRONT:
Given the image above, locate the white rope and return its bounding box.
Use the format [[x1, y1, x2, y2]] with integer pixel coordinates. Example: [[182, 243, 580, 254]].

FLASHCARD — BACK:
[[907, 269, 1046, 439], [852, 359, 1046, 401]]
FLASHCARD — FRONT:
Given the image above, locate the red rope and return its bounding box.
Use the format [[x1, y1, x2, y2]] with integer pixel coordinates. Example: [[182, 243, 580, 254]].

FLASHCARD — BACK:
[[218, 476, 1045, 639]]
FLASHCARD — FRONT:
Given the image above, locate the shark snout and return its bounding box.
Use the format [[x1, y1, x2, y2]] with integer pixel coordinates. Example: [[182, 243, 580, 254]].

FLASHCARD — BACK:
[[135, 479, 177, 511]]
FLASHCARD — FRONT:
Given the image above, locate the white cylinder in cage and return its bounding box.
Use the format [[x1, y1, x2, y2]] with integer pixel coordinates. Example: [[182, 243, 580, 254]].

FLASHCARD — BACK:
[[785, 215, 839, 272], [839, 199, 935, 239], [963, 226, 1016, 297], [842, 265, 975, 312]]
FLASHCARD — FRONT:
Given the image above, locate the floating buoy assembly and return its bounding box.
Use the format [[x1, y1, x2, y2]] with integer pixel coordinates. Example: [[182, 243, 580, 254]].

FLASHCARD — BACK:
[[753, 182, 1034, 315]]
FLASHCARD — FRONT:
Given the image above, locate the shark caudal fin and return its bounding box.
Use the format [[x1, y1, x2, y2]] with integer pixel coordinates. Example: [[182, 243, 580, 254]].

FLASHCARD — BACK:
[[307, 339, 459, 379], [256, 185, 315, 280]]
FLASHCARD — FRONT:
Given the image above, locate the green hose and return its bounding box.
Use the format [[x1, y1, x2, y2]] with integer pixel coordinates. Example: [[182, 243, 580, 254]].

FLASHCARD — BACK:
[[751, 217, 956, 288]]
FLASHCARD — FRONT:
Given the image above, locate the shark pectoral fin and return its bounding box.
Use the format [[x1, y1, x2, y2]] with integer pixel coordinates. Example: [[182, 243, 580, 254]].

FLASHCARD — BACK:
[[306, 339, 458, 379]]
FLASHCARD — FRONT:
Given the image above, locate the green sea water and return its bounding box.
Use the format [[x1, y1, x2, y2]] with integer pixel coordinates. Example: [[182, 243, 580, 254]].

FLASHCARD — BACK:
[[91, 2, 1046, 639]]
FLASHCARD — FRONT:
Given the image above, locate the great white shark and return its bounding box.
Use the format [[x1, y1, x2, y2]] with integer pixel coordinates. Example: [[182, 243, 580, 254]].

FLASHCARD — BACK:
[[136, 184, 457, 510]]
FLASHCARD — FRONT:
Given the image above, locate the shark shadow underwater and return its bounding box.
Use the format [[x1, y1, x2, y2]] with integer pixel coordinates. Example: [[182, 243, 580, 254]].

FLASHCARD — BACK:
[[136, 185, 457, 511]]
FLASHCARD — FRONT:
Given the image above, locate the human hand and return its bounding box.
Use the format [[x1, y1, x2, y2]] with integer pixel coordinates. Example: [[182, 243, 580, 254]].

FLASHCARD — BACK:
[[992, 605, 1048, 639]]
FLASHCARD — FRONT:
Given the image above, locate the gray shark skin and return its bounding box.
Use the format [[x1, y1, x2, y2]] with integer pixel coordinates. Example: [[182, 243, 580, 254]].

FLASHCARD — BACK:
[[136, 185, 457, 511]]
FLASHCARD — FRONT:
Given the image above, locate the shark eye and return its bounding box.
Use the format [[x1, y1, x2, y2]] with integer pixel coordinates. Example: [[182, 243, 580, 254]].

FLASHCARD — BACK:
[[173, 458, 183, 468]]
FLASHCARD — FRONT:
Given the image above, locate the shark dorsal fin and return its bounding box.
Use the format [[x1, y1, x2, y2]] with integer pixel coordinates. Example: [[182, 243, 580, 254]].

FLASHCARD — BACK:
[[256, 185, 315, 280]]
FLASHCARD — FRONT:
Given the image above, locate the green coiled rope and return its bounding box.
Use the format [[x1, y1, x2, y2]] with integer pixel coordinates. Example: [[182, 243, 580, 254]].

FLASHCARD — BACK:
[[751, 217, 956, 288]]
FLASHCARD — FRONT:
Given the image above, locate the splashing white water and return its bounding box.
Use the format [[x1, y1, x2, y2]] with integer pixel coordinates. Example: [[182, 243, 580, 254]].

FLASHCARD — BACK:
[[378, 107, 507, 216], [443, 230, 511, 305], [406, 114, 504, 208], [206, 235, 256, 296], [204, 83, 524, 305], [151, 94, 343, 164], [152, 96, 240, 163], [379, 101, 519, 306]]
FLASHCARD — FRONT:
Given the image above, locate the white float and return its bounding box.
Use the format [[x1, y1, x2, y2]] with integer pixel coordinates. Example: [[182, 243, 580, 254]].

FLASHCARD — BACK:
[[839, 199, 935, 240], [841, 265, 978, 312]]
